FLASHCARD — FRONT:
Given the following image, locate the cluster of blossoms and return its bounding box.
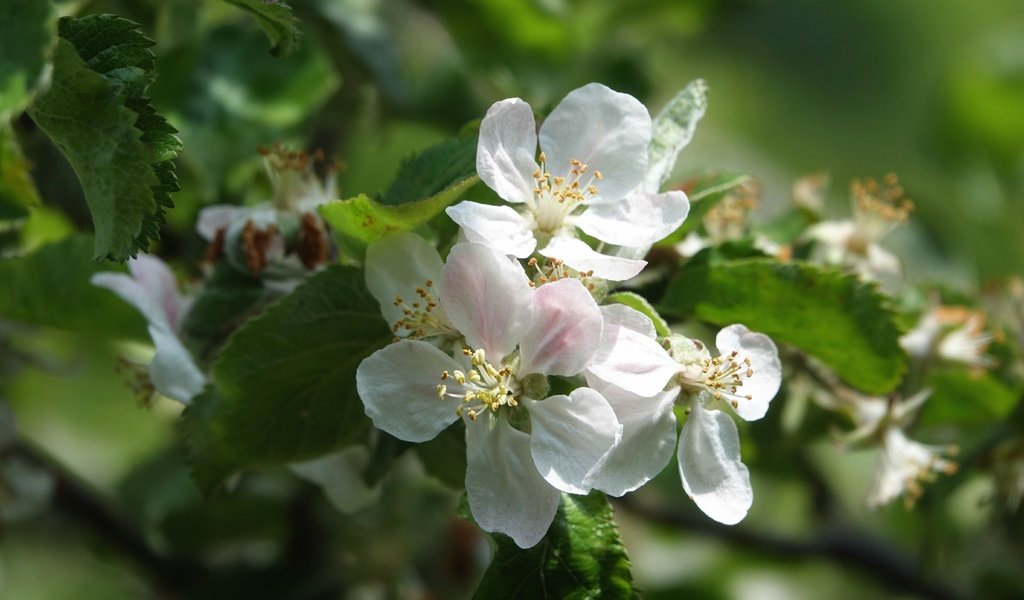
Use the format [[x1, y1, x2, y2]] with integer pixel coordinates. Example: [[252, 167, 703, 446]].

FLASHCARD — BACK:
[[356, 83, 782, 547]]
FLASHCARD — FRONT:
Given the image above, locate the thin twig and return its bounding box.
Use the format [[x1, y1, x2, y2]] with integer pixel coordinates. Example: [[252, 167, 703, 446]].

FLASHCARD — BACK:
[[613, 495, 970, 600]]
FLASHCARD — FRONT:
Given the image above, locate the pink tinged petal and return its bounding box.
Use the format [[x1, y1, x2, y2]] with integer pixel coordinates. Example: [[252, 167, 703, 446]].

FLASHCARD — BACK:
[[714, 325, 781, 422], [364, 233, 445, 334], [575, 190, 690, 248], [477, 98, 540, 204], [584, 381, 678, 496], [466, 415, 561, 549], [601, 304, 656, 339], [678, 402, 752, 525], [196, 205, 246, 241], [147, 325, 207, 404], [586, 315, 679, 397], [290, 446, 381, 514], [518, 278, 602, 377], [355, 340, 462, 443], [525, 388, 622, 494], [539, 83, 651, 201], [539, 237, 646, 282], [445, 202, 536, 258], [440, 243, 534, 360], [92, 256, 182, 331]]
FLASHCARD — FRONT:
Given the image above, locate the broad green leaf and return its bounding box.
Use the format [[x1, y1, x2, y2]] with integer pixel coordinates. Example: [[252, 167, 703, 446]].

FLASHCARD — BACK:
[[475, 492, 637, 599], [0, 128, 41, 220], [0, 235, 144, 338], [605, 291, 670, 338], [661, 172, 751, 244], [27, 16, 182, 261], [0, 0, 55, 121], [319, 176, 477, 246], [221, 0, 301, 57], [382, 134, 478, 206], [646, 79, 708, 192], [416, 421, 467, 489], [181, 261, 266, 345], [181, 266, 391, 494], [660, 258, 907, 394], [919, 370, 1021, 428]]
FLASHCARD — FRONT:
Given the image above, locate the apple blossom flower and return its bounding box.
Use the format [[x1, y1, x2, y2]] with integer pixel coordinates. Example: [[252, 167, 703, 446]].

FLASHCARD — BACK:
[[198, 146, 335, 286], [584, 312, 781, 525], [900, 305, 993, 368], [820, 388, 958, 508], [91, 255, 206, 404], [446, 83, 689, 281], [356, 243, 622, 548], [805, 174, 912, 284]]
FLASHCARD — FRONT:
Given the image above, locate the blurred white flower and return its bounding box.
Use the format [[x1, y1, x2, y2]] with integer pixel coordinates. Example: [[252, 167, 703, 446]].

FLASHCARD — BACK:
[[900, 305, 994, 368]]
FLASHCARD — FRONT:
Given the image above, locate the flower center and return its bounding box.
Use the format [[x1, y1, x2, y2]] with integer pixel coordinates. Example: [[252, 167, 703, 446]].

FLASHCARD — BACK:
[[530, 152, 602, 234], [679, 350, 755, 409], [851, 174, 913, 242], [436, 348, 521, 420], [391, 279, 456, 340]]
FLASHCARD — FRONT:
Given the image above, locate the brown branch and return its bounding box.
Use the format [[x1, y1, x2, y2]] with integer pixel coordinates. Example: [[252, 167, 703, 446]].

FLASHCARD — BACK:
[[613, 495, 970, 600]]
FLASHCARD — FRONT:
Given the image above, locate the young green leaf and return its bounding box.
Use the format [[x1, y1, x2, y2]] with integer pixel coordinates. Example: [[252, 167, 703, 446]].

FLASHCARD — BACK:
[[660, 258, 907, 394], [382, 134, 478, 206], [646, 79, 708, 192], [660, 171, 751, 244], [0, 235, 144, 338], [221, 0, 301, 57], [474, 492, 637, 599], [27, 16, 182, 261], [181, 266, 391, 494], [0, 127, 41, 220], [0, 0, 55, 121], [606, 291, 671, 338]]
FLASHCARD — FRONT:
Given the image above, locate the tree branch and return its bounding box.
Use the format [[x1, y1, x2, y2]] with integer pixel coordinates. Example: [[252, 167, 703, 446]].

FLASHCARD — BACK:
[[613, 495, 970, 600]]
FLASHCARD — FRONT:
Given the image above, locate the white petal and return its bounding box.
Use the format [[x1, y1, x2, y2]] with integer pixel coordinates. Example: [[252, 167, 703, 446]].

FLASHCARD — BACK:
[[196, 205, 246, 241], [445, 202, 536, 258], [539, 237, 646, 281], [525, 388, 622, 494], [586, 316, 679, 397], [539, 83, 651, 201], [575, 190, 690, 247], [678, 402, 752, 525], [355, 340, 462, 442], [148, 325, 207, 404], [364, 233, 445, 334], [477, 98, 539, 204], [585, 381, 678, 496], [865, 244, 902, 280], [92, 255, 183, 330], [440, 243, 534, 360], [466, 415, 561, 548], [518, 278, 602, 377], [714, 325, 781, 422], [601, 304, 656, 339], [290, 446, 381, 514]]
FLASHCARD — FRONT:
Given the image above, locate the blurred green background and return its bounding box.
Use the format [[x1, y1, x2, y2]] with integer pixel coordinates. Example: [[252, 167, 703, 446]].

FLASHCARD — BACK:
[[3, 0, 1023, 598]]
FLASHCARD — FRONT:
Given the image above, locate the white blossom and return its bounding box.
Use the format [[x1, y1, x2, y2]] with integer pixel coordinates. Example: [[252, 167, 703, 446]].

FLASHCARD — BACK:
[[900, 305, 993, 368], [446, 83, 689, 281], [356, 243, 622, 547]]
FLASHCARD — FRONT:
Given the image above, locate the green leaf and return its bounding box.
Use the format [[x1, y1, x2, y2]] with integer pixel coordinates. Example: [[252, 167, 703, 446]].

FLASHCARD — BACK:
[[919, 370, 1021, 428], [661, 172, 751, 244], [660, 258, 907, 394], [0, 235, 144, 337], [181, 266, 391, 494], [221, 0, 301, 57], [416, 421, 467, 489], [0, 127, 41, 221], [475, 492, 637, 599], [181, 261, 267, 345], [605, 291, 670, 338], [27, 16, 182, 261], [382, 134, 478, 206], [0, 0, 55, 121], [646, 79, 708, 191]]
